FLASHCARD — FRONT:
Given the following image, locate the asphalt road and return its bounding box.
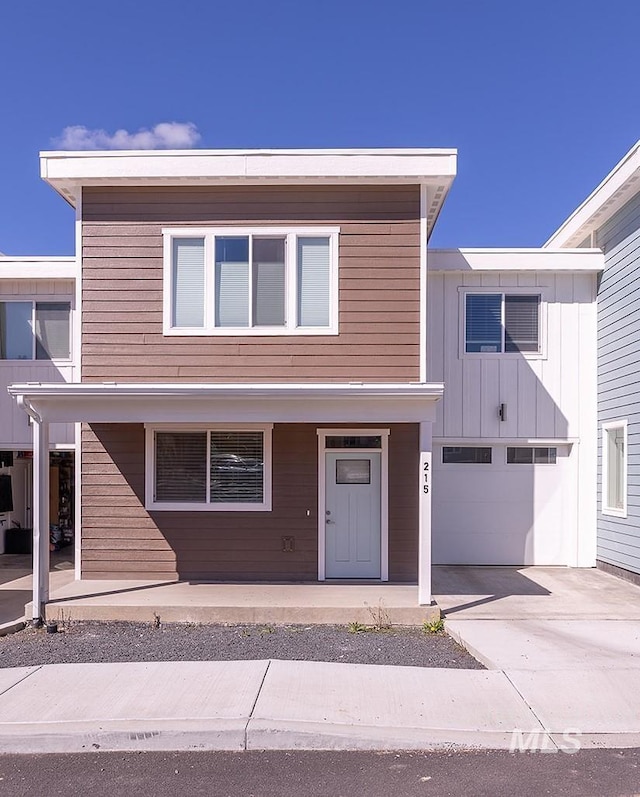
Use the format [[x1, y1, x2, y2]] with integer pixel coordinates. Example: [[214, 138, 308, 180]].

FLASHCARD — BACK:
[[0, 749, 638, 797]]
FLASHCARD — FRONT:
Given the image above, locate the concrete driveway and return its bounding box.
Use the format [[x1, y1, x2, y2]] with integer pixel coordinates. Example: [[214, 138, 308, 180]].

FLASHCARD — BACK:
[[433, 565, 640, 670]]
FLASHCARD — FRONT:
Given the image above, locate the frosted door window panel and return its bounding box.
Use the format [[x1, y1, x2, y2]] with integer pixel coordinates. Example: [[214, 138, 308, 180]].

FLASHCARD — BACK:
[[336, 459, 371, 484]]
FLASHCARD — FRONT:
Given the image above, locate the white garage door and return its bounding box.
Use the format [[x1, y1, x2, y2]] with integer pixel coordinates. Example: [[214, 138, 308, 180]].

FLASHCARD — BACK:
[[432, 444, 573, 566]]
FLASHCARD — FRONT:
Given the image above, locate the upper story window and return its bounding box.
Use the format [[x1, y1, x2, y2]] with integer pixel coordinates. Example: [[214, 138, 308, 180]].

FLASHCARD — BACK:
[[163, 227, 339, 336], [464, 293, 541, 355], [0, 301, 71, 361]]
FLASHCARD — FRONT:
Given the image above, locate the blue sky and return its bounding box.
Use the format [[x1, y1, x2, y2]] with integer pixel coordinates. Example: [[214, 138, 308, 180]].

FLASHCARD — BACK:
[[1, 0, 639, 255]]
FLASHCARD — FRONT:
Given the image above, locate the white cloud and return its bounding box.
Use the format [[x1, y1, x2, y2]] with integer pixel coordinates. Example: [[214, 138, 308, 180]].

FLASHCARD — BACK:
[[52, 122, 201, 150]]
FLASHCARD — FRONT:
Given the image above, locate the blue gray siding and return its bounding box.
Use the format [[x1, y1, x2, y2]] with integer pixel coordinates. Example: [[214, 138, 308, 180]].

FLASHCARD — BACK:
[[597, 191, 640, 575]]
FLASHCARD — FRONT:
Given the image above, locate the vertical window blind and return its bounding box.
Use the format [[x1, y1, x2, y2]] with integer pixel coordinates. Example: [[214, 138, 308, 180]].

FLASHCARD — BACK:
[[297, 237, 330, 327], [215, 236, 250, 327], [172, 238, 205, 328]]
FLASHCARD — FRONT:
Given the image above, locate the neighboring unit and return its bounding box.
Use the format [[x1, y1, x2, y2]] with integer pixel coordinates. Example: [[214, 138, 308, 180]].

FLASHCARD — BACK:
[[0, 257, 78, 557], [546, 140, 640, 584]]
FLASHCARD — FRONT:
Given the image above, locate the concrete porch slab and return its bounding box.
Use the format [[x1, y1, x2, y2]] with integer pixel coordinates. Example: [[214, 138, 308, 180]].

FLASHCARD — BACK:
[[39, 580, 438, 626]]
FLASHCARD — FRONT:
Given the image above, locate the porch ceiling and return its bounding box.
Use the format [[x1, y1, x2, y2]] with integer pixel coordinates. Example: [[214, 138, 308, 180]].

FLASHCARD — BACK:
[[7, 381, 444, 425]]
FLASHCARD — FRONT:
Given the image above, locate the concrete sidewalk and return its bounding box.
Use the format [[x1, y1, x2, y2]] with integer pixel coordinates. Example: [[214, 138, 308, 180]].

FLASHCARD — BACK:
[[1, 658, 639, 753]]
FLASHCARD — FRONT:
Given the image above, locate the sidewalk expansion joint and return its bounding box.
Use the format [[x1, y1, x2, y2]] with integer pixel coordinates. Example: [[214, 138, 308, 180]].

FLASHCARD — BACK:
[[503, 669, 558, 751], [244, 659, 271, 750], [0, 665, 43, 699]]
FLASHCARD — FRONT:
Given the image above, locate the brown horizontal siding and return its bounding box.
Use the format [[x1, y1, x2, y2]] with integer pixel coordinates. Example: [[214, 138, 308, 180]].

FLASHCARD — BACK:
[[81, 422, 418, 581], [81, 185, 420, 382]]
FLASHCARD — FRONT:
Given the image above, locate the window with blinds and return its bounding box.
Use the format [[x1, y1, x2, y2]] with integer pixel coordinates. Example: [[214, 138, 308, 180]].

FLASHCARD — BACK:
[[0, 300, 71, 361], [151, 428, 270, 509], [506, 447, 557, 464], [165, 227, 337, 335], [465, 293, 541, 354]]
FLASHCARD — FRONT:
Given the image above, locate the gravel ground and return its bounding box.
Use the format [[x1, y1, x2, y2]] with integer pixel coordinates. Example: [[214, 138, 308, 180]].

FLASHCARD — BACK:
[[0, 621, 483, 669]]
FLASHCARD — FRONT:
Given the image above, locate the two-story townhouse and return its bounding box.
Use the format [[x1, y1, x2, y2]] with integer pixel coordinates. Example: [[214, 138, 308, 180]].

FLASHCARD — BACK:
[[0, 256, 78, 557], [546, 140, 640, 585], [9, 149, 458, 621], [8, 147, 605, 625]]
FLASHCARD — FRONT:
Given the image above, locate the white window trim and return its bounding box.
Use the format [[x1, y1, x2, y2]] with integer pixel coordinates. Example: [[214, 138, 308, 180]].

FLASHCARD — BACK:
[[316, 428, 389, 582], [458, 287, 547, 360], [144, 423, 273, 512], [602, 419, 628, 518], [162, 226, 340, 337], [0, 296, 74, 365]]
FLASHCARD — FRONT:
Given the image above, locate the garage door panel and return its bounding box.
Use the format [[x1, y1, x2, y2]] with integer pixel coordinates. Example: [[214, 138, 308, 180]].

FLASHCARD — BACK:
[[432, 445, 571, 566]]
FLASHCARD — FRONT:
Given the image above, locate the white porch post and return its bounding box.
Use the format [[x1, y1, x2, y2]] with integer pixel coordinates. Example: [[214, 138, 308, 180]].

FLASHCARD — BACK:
[[418, 421, 433, 605], [32, 419, 50, 625]]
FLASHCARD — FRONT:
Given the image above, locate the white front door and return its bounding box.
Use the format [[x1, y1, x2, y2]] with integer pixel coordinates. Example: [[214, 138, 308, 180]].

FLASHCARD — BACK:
[[325, 452, 381, 579]]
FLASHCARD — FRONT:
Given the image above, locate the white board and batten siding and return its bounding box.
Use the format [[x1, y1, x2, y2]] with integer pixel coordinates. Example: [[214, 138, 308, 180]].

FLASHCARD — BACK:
[[596, 191, 640, 577], [426, 253, 599, 567], [0, 278, 76, 448]]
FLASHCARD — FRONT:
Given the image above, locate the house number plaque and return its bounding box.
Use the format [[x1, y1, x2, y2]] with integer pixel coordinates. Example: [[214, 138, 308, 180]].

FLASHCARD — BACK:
[[423, 461, 430, 494]]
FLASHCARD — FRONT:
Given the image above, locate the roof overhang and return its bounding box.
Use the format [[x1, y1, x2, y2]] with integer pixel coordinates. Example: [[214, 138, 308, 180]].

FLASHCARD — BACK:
[[8, 382, 444, 425], [428, 247, 604, 272], [0, 256, 77, 280], [39, 147, 458, 237], [544, 140, 640, 248]]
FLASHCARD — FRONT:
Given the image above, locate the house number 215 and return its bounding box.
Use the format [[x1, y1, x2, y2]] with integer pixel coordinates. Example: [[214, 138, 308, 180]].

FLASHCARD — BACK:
[[423, 461, 430, 494]]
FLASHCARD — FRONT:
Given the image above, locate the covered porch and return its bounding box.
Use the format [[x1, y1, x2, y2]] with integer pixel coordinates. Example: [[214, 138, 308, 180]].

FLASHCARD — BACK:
[[8, 381, 442, 624]]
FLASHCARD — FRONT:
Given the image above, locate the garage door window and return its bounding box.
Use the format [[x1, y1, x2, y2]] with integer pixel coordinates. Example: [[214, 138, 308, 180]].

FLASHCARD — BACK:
[[507, 447, 556, 464], [442, 447, 492, 464]]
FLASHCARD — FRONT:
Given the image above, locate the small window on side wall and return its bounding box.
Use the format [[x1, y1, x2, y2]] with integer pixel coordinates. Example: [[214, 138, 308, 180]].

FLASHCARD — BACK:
[[603, 421, 627, 517], [0, 301, 71, 361]]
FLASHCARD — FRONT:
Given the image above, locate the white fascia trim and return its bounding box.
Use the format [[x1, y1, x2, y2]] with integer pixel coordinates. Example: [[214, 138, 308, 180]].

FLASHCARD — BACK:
[[145, 423, 273, 512], [544, 141, 640, 248], [428, 248, 604, 272], [434, 438, 578, 445], [8, 382, 445, 399], [40, 148, 458, 208], [0, 259, 78, 280]]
